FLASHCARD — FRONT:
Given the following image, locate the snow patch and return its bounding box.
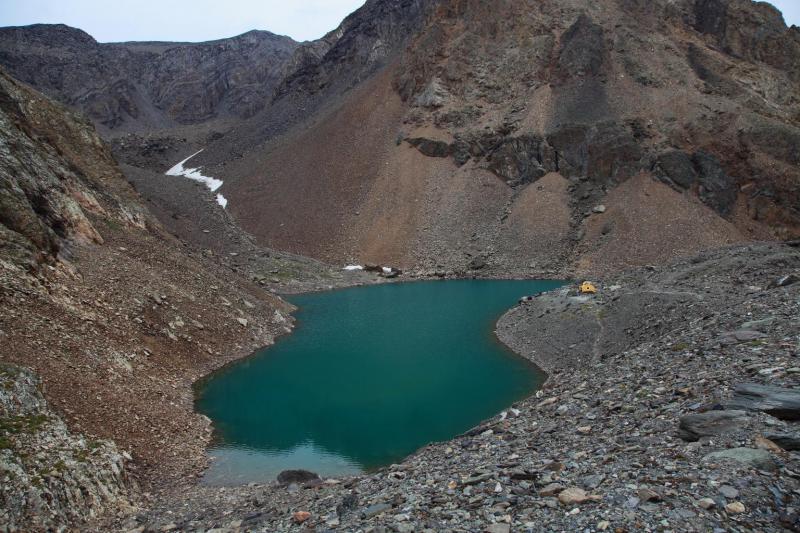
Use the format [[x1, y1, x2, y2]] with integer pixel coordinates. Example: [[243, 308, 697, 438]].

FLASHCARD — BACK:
[[166, 149, 227, 208], [382, 266, 393, 274], [344, 265, 364, 271]]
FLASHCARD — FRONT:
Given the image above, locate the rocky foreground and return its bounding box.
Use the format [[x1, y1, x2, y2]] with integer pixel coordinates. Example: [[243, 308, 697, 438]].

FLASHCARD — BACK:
[[108, 241, 800, 532], [0, 365, 136, 529]]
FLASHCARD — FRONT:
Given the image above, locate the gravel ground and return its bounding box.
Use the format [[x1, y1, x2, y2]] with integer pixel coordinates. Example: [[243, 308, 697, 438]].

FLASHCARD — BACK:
[[110, 241, 800, 532]]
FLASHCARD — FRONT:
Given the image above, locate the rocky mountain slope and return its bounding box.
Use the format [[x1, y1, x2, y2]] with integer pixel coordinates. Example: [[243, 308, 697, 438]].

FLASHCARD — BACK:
[[0, 24, 298, 133], [1, 1, 799, 531], [0, 66, 332, 530], [0, 365, 136, 530], [205, 0, 799, 276], [3, 1, 798, 277]]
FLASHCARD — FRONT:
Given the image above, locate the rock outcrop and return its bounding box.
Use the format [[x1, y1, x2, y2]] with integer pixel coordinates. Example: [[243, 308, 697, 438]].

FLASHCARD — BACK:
[[0, 365, 136, 531], [0, 66, 146, 269], [0, 65, 308, 530]]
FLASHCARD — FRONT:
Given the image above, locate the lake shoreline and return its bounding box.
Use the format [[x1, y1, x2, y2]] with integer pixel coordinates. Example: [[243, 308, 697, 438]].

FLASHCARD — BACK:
[[196, 279, 562, 485], [110, 242, 800, 533]]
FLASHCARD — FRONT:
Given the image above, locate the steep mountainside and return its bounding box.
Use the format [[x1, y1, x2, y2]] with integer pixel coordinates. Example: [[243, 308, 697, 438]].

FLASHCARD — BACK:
[[0, 67, 308, 529], [0, 24, 298, 132], [0, 0, 798, 279], [206, 0, 800, 275]]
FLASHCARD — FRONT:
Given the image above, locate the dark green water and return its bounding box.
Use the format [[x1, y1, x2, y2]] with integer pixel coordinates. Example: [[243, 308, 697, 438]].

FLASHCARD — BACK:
[[196, 279, 564, 485]]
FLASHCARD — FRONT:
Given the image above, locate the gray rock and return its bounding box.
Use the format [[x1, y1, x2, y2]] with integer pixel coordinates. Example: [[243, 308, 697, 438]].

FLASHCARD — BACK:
[[337, 493, 358, 517], [653, 150, 697, 189], [469, 257, 488, 271], [740, 317, 776, 331], [718, 330, 766, 344], [765, 432, 800, 451], [463, 473, 494, 486], [488, 135, 551, 186], [556, 14, 606, 78], [582, 474, 606, 490], [406, 138, 452, 158], [276, 469, 321, 485], [361, 503, 392, 519], [703, 448, 777, 472], [678, 410, 750, 441], [769, 274, 799, 288], [692, 151, 738, 216], [727, 383, 800, 420]]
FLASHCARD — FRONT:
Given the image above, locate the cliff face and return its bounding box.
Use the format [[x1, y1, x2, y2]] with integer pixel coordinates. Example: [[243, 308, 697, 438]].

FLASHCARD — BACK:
[[0, 24, 298, 132]]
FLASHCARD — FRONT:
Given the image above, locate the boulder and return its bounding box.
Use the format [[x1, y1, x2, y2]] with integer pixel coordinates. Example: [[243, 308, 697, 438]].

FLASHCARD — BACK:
[[725, 502, 746, 514], [717, 330, 766, 345], [539, 483, 565, 497], [727, 383, 800, 420], [765, 432, 800, 451], [769, 274, 799, 288], [703, 447, 777, 471], [277, 469, 321, 485], [292, 511, 311, 524], [361, 503, 391, 519], [678, 410, 749, 441], [558, 487, 600, 505]]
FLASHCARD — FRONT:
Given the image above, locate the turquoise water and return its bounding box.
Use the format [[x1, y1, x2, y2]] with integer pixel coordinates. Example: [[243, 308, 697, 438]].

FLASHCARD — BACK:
[[195, 279, 564, 485]]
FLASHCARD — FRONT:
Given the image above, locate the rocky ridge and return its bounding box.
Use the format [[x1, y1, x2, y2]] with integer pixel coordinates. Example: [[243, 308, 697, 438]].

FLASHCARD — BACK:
[[0, 24, 298, 132]]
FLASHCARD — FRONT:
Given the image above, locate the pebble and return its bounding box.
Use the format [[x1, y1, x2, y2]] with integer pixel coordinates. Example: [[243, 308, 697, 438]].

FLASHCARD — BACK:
[[697, 498, 716, 510], [725, 502, 746, 514]]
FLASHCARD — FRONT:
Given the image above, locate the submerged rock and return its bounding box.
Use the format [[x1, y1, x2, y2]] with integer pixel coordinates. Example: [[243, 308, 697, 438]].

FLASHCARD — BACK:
[[277, 470, 321, 485]]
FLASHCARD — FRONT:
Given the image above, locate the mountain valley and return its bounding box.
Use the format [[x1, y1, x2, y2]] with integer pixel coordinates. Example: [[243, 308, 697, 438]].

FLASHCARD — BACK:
[[0, 0, 799, 531]]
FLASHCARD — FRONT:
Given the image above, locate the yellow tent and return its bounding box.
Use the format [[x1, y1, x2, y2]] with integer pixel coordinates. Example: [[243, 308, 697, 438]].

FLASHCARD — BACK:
[[580, 281, 598, 294]]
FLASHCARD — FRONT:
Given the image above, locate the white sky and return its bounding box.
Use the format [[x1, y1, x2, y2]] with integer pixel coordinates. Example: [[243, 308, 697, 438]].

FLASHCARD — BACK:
[[0, 0, 797, 43], [0, 0, 367, 43]]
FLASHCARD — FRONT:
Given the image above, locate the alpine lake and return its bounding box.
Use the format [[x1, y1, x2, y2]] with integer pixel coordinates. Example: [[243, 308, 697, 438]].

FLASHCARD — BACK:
[[195, 279, 565, 485]]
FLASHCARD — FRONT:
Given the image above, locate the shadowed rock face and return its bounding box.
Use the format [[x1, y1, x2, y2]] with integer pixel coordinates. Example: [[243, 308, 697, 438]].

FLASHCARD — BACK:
[[555, 14, 607, 81], [0, 24, 298, 132], [693, 0, 800, 80]]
